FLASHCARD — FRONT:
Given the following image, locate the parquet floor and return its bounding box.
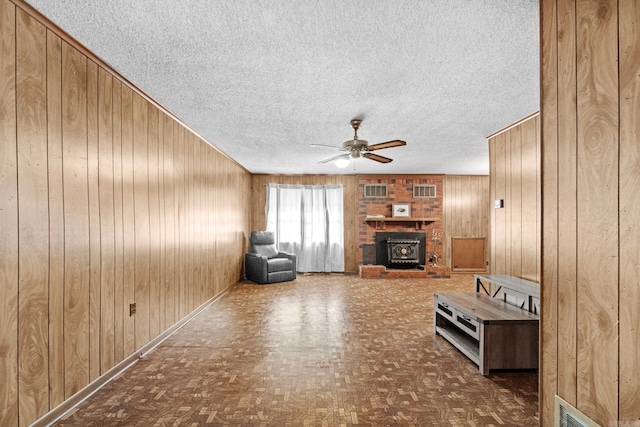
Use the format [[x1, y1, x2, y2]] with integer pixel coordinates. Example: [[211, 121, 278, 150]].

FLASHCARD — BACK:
[[56, 274, 539, 426]]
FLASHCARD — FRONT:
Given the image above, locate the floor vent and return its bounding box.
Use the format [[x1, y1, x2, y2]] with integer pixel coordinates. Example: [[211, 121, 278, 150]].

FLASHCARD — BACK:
[[555, 395, 601, 427]]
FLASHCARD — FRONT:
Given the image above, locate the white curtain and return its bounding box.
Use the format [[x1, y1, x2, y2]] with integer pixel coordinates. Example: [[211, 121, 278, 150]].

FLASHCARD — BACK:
[[266, 184, 344, 272]]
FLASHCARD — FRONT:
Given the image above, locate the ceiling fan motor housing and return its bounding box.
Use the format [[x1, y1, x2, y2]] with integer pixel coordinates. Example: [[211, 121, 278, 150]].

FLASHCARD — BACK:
[[342, 139, 369, 151]]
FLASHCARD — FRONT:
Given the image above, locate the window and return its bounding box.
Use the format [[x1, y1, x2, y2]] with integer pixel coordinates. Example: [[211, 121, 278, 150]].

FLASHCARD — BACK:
[[266, 184, 344, 272]]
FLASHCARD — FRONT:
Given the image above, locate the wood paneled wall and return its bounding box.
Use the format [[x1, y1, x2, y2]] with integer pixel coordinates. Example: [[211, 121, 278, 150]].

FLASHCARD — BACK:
[[250, 175, 359, 272], [442, 175, 490, 269], [488, 113, 540, 282], [0, 1, 251, 425], [541, 1, 640, 425]]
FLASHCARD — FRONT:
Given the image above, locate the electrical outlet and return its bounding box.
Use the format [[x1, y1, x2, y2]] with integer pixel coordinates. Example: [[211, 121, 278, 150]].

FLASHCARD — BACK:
[[129, 302, 136, 316]]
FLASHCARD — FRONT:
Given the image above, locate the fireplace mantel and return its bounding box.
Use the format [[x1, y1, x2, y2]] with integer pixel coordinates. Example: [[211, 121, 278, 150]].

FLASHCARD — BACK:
[[365, 217, 437, 230]]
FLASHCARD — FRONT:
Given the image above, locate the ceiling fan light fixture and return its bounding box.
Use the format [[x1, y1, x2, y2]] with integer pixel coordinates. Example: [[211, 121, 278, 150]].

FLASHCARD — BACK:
[[335, 157, 350, 168]]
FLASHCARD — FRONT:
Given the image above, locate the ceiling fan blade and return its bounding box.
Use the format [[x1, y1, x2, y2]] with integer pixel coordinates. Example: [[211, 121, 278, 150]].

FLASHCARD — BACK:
[[366, 139, 407, 151], [363, 152, 393, 163], [310, 143, 342, 149], [318, 153, 350, 164]]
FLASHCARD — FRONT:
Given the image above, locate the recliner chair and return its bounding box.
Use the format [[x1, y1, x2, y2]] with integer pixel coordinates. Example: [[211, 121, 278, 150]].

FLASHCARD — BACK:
[[245, 231, 297, 284]]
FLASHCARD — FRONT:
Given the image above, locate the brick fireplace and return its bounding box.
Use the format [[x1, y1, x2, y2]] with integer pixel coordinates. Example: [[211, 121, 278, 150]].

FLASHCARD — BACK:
[[357, 175, 449, 278]]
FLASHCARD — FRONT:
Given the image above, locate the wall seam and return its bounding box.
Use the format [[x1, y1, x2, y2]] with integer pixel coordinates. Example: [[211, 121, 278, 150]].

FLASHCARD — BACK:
[[13, 3, 20, 425], [572, 0, 578, 403], [616, 0, 621, 420]]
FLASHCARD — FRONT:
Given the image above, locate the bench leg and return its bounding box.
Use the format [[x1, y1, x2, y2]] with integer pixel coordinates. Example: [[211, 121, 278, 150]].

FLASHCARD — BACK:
[[479, 324, 489, 375]]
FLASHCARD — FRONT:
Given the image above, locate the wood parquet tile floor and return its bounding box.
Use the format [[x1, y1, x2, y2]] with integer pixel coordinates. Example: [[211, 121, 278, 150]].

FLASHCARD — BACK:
[[56, 274, 538, 426]]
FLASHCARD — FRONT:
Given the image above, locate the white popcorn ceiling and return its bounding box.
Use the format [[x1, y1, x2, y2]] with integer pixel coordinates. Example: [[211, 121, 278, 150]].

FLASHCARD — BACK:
[[25, 0, 539, 175]]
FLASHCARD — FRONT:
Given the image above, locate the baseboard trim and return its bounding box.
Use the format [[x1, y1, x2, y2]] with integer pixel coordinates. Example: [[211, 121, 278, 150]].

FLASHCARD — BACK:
[[31, 284, 235, 427]]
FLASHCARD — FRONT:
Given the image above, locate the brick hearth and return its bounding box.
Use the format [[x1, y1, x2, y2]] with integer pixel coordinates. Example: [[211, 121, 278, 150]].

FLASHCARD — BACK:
[[359, 264, 450, 279]]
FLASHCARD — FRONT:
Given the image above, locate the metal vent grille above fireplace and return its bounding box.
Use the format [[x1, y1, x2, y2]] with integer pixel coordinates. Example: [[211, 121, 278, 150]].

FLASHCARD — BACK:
[[413, 184, 436, 198], [364, 184, 387, 198]]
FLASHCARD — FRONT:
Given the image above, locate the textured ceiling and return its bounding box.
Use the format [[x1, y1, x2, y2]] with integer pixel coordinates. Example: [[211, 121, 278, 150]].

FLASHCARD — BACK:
[[25, 0, 539, 175]]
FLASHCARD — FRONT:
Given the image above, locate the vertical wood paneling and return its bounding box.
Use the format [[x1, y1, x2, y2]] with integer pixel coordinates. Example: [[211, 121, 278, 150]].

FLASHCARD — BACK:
[[520, 117, 538, 281], [575, 0, 618, 422], [177, 126, 187, 318], [16, 9, 49, 424], [62, 41, 89, 398], [442, 175, 490, 270], [556, 0, 578, 404], [455, 176, 462, 261], [541, 0, 639, 425], [218, 155, 229, 285], [46, 29, 64, 410], [189, 132, 196, 305], [619, 0, 640, 420], [184, 132, 191, 310], [509, 126, 523, 278], [442, 178, 451, 262], [157, 111, 166, 332], [192, 136, 202, 305], [493, 133, 506, 274], [112, 79, 124, 365], [535, 118, 541, 283], [480, 174, 489, 246], [201, 138, 209, 301], [442, 177, 452, 265], [120, 85, 136, 358], [504, 133, 512, 275], [133, 93, 150, 348], [204, 147, 212, 296], [210, 148, 218, 295], [4, 4, 253, 422], [210, 146, 217, 295], [223, 156, 232, 285], [0, 3, 18, 424], [201, 140, 210, 299], [457, 178, 465, 234], [540, 0, 559, 424], [98, 66, 115, 373], [212, 149, 222, 296], [203, 144, 212, 298], [163, 115, 176, 328], [87, 59, 101, 383], [488, 114, 540, 283], [489, 139, 497, 274], [186, 133, 194, 311], [147, 104, 160, 339], [184, 128, 190, 314], [343, 174, 357, 271]]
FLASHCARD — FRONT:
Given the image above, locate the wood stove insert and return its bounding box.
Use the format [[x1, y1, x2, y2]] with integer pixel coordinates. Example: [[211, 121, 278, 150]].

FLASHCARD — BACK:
[[374, 232, 427, 268], [387, 238, 421, 267]]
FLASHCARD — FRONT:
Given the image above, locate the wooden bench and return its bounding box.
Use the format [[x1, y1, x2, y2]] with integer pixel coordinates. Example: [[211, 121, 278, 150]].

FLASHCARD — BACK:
[[434, 274, 540, 375]]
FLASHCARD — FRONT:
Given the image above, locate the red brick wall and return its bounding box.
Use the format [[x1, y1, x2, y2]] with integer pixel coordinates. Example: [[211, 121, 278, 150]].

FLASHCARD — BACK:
[[358, 175, 444, 266]]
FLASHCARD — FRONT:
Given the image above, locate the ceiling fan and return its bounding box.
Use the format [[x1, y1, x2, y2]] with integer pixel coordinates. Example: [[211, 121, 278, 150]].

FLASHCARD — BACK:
[[312, 119, 406, 165]]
